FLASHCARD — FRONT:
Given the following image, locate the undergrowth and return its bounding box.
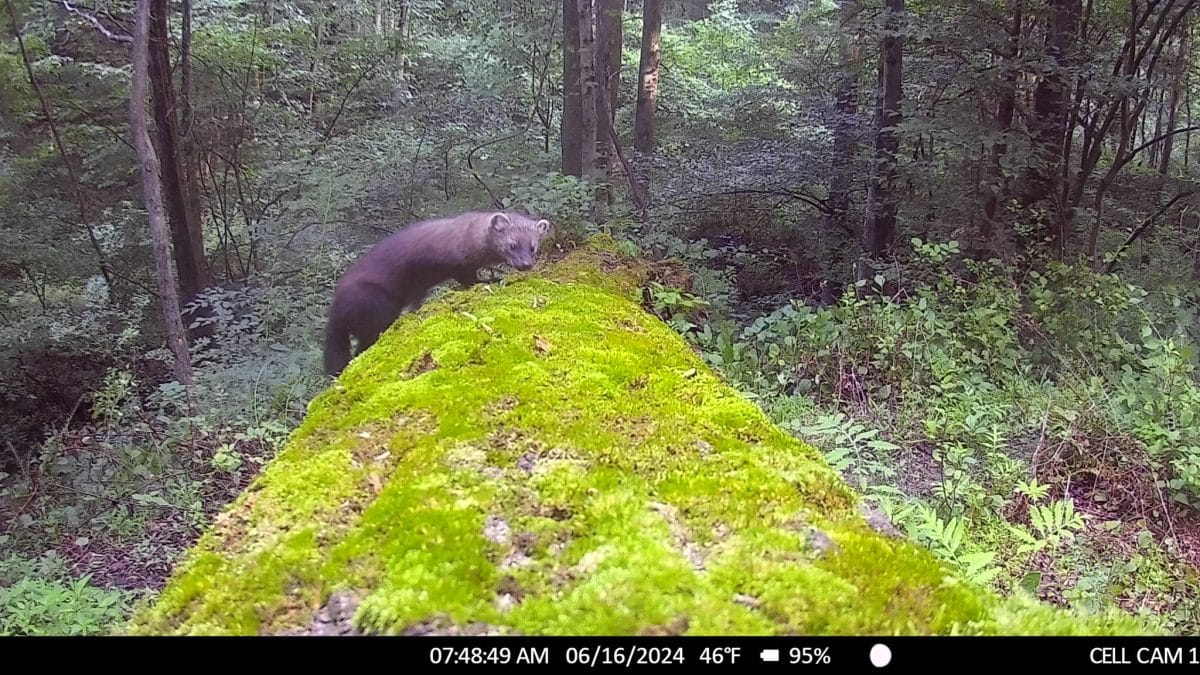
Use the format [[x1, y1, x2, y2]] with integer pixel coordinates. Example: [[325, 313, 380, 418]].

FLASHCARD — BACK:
[[0, 552, 136, 636], [641, 228, 1200, 633], [0, 272, 327, 635]]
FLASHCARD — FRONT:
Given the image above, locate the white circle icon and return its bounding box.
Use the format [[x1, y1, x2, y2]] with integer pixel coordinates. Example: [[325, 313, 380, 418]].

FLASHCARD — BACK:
[[870, 643, 892, 668]]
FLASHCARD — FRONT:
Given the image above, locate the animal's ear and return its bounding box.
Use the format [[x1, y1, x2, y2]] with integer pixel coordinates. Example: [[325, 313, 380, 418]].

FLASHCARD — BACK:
[[489, 212, 511, 232], [535, 219, 551, 235]]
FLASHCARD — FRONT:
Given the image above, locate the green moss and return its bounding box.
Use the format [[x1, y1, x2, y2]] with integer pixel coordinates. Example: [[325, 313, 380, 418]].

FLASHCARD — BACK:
[[123, 238, 1152, 636]]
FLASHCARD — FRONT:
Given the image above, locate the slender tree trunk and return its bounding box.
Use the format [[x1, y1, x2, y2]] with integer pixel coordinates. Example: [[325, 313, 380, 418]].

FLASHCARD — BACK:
[[1161, 88, 1181, 173], [1144, 91, 1156, 168], [822, 0, 861, 302], [132, 0, 193, 387], [579, 0, 599, 183], [1159, 32, 1188, 174], [148, 0, 208, 303], [981, 0, 1023, 241], [828, 0, 860, 237], [594, 0, 622, 207], [562, 0, 584, 176], [180, 0, 205, 285], [1018, 0, 1080, 259], [634, 0, 663, 153], [863, 0, 905, 261], [597, 0, 622, 118], [1186, 78, 1193, 172]]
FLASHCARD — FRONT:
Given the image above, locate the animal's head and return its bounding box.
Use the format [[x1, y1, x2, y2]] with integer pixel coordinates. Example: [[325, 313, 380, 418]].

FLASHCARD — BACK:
[[489, 212, 551, 271]]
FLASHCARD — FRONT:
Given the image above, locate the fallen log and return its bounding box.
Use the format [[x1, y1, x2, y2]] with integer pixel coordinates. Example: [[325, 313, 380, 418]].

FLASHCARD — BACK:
[[125, 237, 1146, 636]]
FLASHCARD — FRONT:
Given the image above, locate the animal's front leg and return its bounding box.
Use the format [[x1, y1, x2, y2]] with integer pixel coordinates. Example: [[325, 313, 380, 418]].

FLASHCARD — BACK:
[[456, 267, 484, 287]]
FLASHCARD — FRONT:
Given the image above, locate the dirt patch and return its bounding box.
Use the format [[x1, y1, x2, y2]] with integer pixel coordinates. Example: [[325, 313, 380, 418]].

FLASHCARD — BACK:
[[403, 351, 438, 378], [401, 616, 517, 636], [1033, 433, 1200, 573], [649, 501, 706, 571], [28, 432, 273, 594]]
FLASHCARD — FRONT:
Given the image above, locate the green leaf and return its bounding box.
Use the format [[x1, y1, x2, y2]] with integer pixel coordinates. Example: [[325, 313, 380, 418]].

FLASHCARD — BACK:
[[1018, 572, 1043, 596]]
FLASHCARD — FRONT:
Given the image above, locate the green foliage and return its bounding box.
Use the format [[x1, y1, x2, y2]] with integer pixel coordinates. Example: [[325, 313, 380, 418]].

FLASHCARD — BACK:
[[645, 281, 711, 336], [789, 413, 900, 488], [4, 0, 1200, 637], [0, 360, 298, 634], [651, 231, 1200, 632], [0, 553, 134, 636], [505, 172, 596, 241], [126, 244, 1148, 636], [659, 0, 795, 132]]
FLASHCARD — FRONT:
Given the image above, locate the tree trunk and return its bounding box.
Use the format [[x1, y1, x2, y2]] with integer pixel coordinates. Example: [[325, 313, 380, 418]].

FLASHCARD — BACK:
[[1017, 0, 1080, 259], [1186, 78, 1193, 172], [1159, 31, 1188, 175], [1142, 93, 1152, 167], [132, 0, 194, 387], [596, 0, 622, 121], [981, 0, 1023, 241], [562, 0, 584, 176], [594, 0, 622, 207], [634, 0, 663, 153], [148, 0, 208, 303], [180, 0, 205, 285], [822, 0, 861, 302], [1149, 89, 1164, 169], [863, 0, 905, 261], [1160, 87, 1181, 174], [579, 0, 599, 184]]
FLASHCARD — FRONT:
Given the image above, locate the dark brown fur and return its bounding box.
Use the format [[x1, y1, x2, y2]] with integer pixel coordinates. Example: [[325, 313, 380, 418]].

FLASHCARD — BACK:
[[323, 211, 551, 376]]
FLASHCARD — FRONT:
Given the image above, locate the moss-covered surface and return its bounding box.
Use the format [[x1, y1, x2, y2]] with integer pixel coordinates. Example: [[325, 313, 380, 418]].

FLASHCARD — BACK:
[[124, 238, 1152, 636]]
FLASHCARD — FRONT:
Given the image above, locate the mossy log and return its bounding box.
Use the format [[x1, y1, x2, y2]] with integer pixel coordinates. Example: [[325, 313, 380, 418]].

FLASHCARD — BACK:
[[125, 238, 1147, 636]]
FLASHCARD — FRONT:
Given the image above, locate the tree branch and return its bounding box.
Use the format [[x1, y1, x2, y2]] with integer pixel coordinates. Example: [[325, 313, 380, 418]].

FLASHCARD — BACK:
[[718, 188, 835, 215], [8, 0, 114, 289], [466, 127, 531, 209], [607, 123, 648, 217], [51, 0, 133, 43], [1105, 190, 1197, 274], [1124, 124, 1200, 165]]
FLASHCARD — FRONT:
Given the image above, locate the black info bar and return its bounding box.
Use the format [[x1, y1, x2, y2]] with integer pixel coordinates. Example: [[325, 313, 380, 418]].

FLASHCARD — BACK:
[[59, 635, 1193, 670], [22, 635, 1200, 671], [409, 637, 1197, 670]]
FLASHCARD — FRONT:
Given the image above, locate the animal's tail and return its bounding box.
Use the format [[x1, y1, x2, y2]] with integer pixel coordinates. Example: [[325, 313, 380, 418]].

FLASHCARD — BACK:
[[323, 303, 352, 377]]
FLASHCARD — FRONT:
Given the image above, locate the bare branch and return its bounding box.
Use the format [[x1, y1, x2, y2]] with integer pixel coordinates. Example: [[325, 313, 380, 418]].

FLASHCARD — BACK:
[[717, 188, 835, 215], [1124, 124, 1200, 164], [607, 123, 648, 217], [1105, 190, 1197, 274], [51, 0, 133, 44], [466, 127, 531, 209]]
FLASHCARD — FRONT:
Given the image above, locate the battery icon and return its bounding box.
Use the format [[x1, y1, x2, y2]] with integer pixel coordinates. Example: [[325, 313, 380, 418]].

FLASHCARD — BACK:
[[760, 649, 781, 662]]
